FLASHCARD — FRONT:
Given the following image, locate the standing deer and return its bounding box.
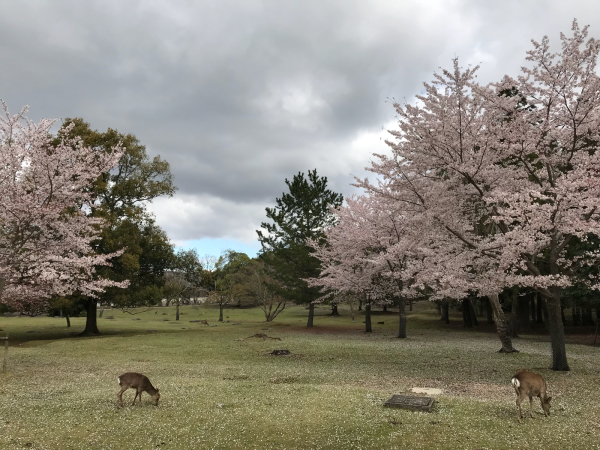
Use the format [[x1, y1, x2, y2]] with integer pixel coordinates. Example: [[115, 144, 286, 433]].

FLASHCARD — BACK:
[[511, 370, 551, 422], [117, 372, 160, 407]]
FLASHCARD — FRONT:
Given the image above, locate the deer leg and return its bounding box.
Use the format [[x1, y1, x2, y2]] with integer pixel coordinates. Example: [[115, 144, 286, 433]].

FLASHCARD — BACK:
[[516, 395, 524, 422], [117, 387, 127, 407], [132, 390, 139, 406], [540, 397, 548, 417], [529, 396, 534, 418]]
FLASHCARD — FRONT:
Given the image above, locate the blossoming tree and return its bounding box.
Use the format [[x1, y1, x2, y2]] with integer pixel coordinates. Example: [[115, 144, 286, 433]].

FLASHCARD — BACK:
[[309, 194, 425, 336], [0, 103, 127, 315], [352, 21, 600, 370]]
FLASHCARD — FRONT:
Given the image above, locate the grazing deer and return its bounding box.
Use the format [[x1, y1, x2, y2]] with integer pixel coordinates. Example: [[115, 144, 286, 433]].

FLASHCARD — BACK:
[[117, 372, 160, 407], [511, 370, 551, 422]]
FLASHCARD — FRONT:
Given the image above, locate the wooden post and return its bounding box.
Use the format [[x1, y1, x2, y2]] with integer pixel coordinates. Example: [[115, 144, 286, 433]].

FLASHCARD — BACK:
[[1, 333, 7, 373]]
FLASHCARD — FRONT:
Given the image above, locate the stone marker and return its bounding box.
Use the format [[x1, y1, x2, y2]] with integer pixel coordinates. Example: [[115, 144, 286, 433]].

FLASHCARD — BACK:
[[411, 387, 442, 395], [384, 395, 435, 412]]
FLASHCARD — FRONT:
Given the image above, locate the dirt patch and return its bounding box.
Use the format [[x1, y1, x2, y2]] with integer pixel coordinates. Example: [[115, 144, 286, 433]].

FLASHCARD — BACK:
[[270, 349, 291, 356], [286, 324, 367, 335], [242, 333, 281, 341]]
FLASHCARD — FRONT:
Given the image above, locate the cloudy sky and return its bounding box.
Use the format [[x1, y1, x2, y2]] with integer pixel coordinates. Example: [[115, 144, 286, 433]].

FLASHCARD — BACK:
[[2, 0, 599, 257]]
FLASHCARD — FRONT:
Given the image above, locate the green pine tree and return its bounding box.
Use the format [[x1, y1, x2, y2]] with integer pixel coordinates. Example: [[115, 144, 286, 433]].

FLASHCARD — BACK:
[[257, 169, 343, 327]]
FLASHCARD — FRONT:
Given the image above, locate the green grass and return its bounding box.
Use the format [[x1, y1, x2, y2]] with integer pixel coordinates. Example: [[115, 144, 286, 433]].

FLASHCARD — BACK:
[[0, 303, 599, 450]]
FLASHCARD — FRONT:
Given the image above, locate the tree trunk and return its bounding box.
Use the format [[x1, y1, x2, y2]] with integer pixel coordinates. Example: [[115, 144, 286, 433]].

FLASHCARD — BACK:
[[530, 295, 537, 326], [364, 303, 372, 333], [467, 298, 479, 325], [358, 300, 362, 311], [572, 305, 582, 326], [462, 298, 473, 328], [176, 302, 180, 321], [485, 298, 494, 324], [537, 295, 545, 324], [80, 299, 100, 336], [489, 294, 518, 353], [219, 304, 224, 322], [398, 298, 407, 338], [542, 297, 549, 325], [98, 307, 104, 318], [307, 302, 314, 327], [473, 298, 483, 317], [509, 291, 519, 338], [65, 313, 70, 328], [582, 308, 595, 326], [382, 304, 388, 313], [409, 300, 413, 311], [330, 303, 339, 316], [441, 300, 450, 324], [544, 291, 570, 371]]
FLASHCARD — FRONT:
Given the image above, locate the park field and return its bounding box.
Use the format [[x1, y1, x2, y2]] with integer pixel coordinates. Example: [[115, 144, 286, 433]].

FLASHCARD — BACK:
[[0, 303, 599, 450]]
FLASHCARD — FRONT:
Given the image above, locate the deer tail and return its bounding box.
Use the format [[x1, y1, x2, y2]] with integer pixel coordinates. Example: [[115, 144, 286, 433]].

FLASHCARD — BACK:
[[511, 377, 520, 389]]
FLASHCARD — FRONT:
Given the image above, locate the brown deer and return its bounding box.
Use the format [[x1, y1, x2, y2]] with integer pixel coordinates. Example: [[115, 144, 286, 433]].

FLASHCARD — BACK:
[[117, 372, 160, 407], [511, 370, 551, 422]]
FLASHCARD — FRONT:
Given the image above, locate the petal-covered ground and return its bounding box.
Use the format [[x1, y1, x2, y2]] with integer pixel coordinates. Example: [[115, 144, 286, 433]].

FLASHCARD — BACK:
[[0, 304, 598, 450]]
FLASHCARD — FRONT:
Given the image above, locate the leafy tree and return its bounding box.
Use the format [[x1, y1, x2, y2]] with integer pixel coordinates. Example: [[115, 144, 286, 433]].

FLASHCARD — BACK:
[[257, 169, 343, 327], [244, 259, 287, 322], [58, 118, 177, 335], [163, 248, 203, 320], [208, 250, 251, 321], [96, 216, 174, 307]]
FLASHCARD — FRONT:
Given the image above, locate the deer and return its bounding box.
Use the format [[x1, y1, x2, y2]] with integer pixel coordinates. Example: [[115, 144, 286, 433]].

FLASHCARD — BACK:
[[511, 370, 551, 422], [117, 372, 160, 407]]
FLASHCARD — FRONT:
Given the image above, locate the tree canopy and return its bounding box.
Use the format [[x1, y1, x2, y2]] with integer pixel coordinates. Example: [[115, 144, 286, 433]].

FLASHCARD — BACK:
[[0, 103, 127, 315], [312, 21, 600, 370], [58, 118, 177, 334]]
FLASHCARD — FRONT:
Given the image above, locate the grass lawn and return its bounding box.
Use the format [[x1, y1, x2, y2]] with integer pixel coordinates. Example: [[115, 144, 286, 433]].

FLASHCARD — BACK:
[[0, 303, 599, 450]]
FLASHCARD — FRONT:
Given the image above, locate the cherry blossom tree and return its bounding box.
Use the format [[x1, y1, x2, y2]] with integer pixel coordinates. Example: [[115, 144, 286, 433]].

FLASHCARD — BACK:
[[353, 21, 600, 370], [309, 194, 423, 336], [0, 103, 127, 314]]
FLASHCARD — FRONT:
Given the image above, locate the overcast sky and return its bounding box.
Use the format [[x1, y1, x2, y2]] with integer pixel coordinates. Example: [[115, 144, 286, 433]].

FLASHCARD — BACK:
[[2, 0, 599, 257]]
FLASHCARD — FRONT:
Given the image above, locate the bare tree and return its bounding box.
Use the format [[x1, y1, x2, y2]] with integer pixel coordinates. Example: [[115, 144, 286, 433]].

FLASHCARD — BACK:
[[248, 261, 287, 322]]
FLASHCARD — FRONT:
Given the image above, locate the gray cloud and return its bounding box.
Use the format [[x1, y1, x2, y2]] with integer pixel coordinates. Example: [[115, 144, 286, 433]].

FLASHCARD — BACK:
[[1, 0, 599, 246]]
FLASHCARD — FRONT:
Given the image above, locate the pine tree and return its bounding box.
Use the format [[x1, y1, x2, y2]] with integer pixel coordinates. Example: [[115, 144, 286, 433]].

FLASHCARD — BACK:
[[257, 169, 343, 327]]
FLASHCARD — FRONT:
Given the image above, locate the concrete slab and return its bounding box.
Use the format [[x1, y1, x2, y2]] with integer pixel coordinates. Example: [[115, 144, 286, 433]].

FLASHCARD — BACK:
[[384, 395, 435, 412], [411, 387, 443, 395]]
